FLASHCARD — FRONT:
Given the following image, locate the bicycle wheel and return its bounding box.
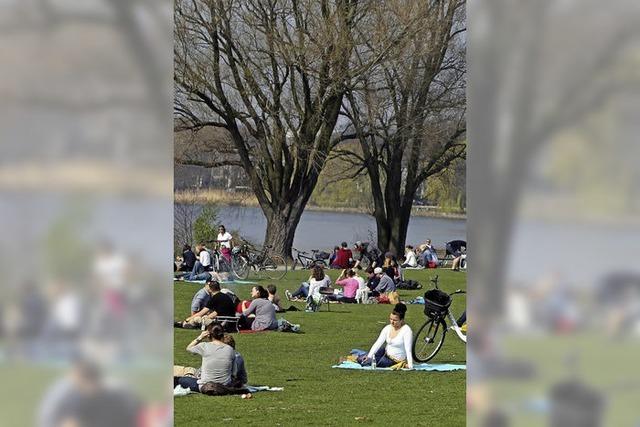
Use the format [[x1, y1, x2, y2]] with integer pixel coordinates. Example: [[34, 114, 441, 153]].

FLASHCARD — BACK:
[[261, 254, 287, 280], [413, 317, 447, 363], [217, 255, 231, 273], [232, 255, 250, 280]]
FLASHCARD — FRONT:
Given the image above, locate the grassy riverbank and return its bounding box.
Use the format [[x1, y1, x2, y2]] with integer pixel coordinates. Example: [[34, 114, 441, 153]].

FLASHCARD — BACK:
[[174, 189, 467, 219]]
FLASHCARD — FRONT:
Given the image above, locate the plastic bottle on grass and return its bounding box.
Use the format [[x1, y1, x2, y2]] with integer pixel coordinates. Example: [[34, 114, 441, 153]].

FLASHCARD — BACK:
[[371, 357, 376, 370]]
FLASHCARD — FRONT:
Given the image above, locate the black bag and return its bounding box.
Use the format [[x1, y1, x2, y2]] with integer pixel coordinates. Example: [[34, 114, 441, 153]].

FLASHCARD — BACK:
[[396, 280, 422, 290], [315, 251, 330, 260]]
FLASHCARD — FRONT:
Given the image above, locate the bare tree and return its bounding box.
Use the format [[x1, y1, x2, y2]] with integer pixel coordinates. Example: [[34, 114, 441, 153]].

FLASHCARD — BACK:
[[468, 0, 640, 320], [174, 194, 200, 253], [338, 0, 466, 254], [174, 0, 412, 256]]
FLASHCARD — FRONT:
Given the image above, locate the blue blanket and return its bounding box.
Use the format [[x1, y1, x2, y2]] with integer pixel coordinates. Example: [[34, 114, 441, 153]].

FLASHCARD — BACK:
[[332, 361, 466, 371]]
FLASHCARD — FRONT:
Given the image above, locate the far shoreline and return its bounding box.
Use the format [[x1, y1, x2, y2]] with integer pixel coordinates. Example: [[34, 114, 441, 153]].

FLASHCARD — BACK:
[[174, 189, 467, 220]]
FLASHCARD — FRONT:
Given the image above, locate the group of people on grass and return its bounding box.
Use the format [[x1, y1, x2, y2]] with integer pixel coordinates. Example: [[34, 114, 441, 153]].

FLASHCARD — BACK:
[[175, 301, 415, 396], [175, 225, 234, 281], [175, 280, 285, 332], [285, 262, 402, 310], [174, 235, 466, 396], [326, 238, 465, 272]]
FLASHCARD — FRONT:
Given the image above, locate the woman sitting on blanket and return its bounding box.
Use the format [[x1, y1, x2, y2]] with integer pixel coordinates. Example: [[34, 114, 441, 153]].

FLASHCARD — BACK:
[[240, 286, 278, 331], [357, 303, 414, 369]]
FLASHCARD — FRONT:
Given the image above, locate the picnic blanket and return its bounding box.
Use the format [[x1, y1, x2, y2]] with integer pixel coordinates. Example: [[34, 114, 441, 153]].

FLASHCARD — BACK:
[[332, 361, 466, 371], [173, 384, 283, 397]]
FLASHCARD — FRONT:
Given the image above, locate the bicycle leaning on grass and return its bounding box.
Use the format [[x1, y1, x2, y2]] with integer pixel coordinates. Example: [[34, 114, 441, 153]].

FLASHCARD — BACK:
[[412, 275, 467, 363], [230, 239, 287, 280], [204, 242, 232, 273], [291, 247, 329, 270]]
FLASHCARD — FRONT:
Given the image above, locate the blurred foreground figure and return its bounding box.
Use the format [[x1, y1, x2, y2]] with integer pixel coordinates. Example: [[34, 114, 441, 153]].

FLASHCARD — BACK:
[[38, 359, 141, 427]]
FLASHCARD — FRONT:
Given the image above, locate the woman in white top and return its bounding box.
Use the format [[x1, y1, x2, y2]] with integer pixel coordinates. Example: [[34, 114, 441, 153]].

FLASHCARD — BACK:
[[360, 303, 414, 369], [286, 265, 331, 301], [217, 225, 234, 262], [401, 245, 418, 268]]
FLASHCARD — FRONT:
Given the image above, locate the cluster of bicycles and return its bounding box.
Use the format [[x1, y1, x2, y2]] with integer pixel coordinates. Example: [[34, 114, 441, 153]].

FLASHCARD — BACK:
[[226, 239, 287, 280]]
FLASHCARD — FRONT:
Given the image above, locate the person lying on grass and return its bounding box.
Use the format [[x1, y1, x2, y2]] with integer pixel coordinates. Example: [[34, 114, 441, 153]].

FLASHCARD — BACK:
[[239, 286, 278, 331], [174, 325, 236, 392], [353, 303, 414, 369]]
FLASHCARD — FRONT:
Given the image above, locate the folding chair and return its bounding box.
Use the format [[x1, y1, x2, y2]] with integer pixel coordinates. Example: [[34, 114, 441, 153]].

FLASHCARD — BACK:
[[319, 287, 336, 312], [204, 315, 240, 333]]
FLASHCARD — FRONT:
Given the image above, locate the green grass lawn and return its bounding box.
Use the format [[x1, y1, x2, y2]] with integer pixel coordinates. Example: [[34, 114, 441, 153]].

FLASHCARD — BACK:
[[174, 268, 467, 426]]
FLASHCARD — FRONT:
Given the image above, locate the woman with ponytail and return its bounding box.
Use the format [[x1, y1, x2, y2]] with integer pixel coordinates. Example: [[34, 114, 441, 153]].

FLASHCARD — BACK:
[[359, 303, 414, 369], [175, 325, 235, 392]]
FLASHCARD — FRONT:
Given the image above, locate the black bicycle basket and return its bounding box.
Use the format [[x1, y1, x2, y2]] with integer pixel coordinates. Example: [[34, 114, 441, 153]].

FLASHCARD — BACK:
[[423, 289, 451, 318]]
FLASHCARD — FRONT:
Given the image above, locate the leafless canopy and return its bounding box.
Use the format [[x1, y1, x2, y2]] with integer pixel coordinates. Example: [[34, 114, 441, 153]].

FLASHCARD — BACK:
[[175, 0, 418, 254]]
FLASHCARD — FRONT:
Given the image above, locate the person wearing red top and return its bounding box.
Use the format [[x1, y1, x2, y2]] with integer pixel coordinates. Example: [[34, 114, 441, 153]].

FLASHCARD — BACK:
[[331, 242, 353, 269]]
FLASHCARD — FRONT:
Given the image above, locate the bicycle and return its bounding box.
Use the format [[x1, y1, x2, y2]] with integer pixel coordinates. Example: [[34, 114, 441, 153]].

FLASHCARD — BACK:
[[412, 275, 466, 363], [231, 239, 287, 280], [291, 247, 328, 270], [205, 242, 232, 273]]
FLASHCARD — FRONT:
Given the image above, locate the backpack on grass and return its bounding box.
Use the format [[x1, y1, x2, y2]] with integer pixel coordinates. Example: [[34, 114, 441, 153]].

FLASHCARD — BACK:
[[396, 280, 422, 290]]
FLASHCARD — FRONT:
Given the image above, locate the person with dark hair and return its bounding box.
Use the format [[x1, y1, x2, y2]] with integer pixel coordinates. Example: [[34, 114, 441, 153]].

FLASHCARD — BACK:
[[352, 241, 383, 269], [365, 266, 380, 291], [221, 334, 248, 388], [331, 242, 353, 269], [401, 245, 418, 268], [330, 269, 359, 303], [328, 246, 340, 267], [216, 225, 233, 262], [359, 303, 414, 369], [180, 244, 197, 271], [198, 280, 238, 331], [240, 286, 278, 331], [286, 265, 331, 301], [266, 284, 283, 312], [175, 325, 235, 392]]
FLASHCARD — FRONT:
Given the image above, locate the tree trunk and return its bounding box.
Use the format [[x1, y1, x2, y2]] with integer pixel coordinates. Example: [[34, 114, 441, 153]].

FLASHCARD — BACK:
[[388, 204, 412, 256], [262, 209, 302, 260]]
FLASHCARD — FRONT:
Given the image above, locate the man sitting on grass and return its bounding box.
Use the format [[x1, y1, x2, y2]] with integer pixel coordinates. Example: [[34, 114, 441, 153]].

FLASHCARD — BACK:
[[175, 280, 236, 330], [372, 267, 397, 296]]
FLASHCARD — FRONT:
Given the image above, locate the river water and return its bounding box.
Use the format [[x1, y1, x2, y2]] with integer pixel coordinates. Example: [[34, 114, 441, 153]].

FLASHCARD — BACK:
[[213, 205, 466, 251]]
